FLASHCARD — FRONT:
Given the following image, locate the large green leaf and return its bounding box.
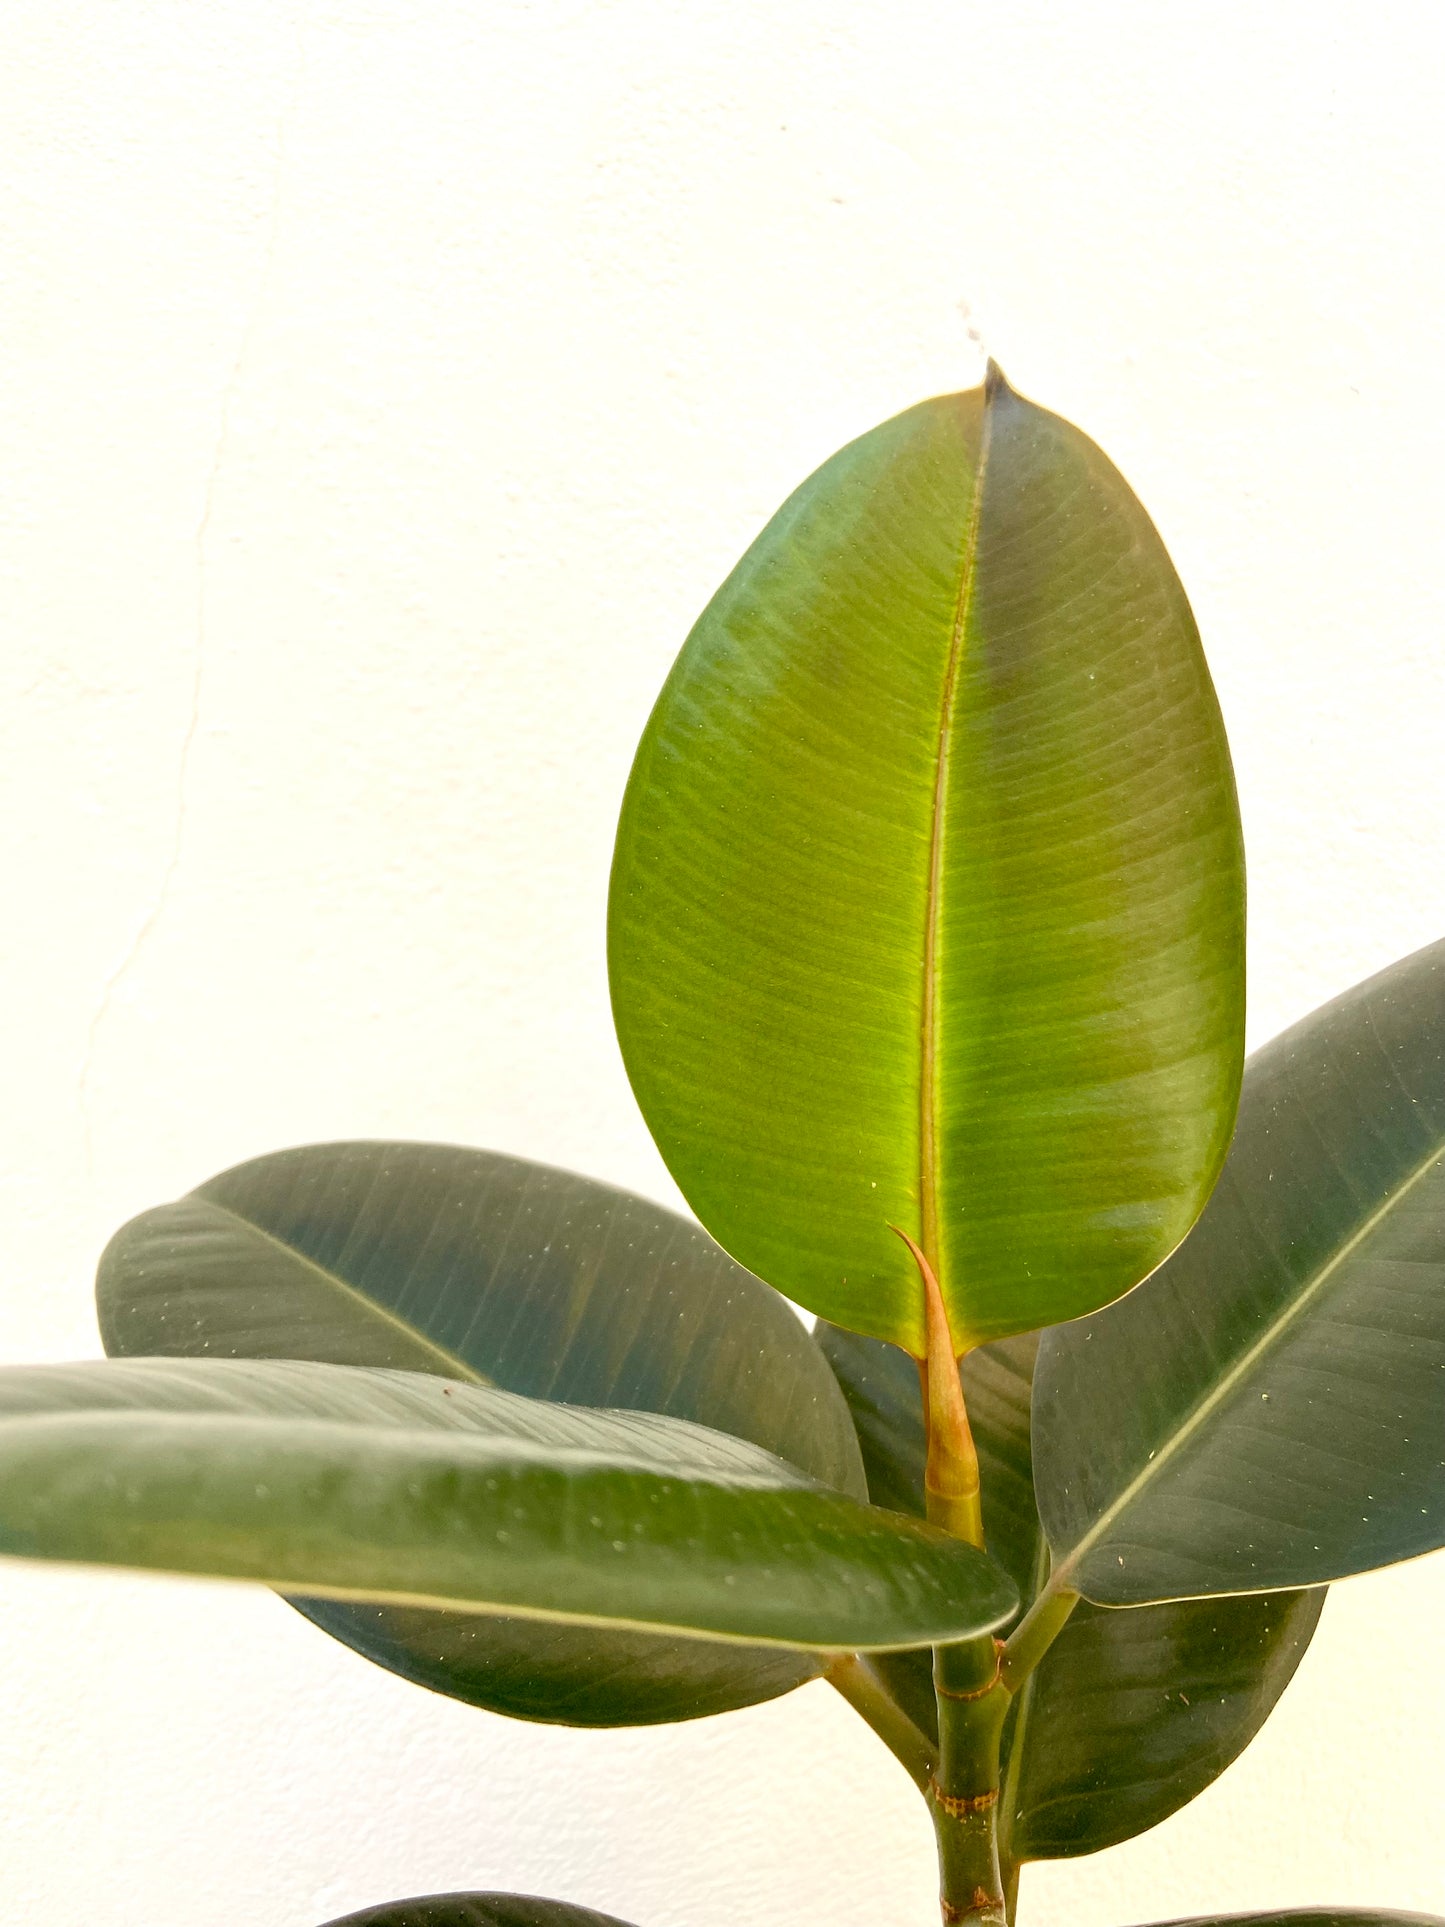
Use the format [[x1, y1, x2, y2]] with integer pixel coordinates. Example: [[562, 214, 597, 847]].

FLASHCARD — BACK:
[[321, 1895, 638, 1927], [609, 368, 1245, 1352], [817, 1325, 1321, 1862], [1034, 937, 1445, 1606], [97, 1141, 865, 1725], [0, 1358, 1015, 1647]]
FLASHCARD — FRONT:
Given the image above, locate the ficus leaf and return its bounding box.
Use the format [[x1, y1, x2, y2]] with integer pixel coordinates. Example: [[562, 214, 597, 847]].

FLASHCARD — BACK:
[[1003, 1586, 1322, 1864], [1033, 936, 1445, 1605], [0, 1358, 1016, 1651], [1136, 1915, 1445, 1927], [610, 369, 1245, 1352], [97, 1141, 864, 1725], [817, 1323, 1322, 1861], [320, 1895, 640, 1927]]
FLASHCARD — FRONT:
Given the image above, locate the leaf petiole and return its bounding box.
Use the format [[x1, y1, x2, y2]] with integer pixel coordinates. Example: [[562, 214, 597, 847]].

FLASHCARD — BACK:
[[826, 1652, 938, 1793], [998, 1580, 1080, 1693]]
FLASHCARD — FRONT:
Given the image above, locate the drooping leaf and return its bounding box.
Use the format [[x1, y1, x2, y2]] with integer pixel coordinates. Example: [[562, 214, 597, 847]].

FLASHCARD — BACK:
[[1033, 937, 1445, 1605], [817, 1324, 1322, 1861], [97, 1141, 865, 1724], [610, 369, 1245, 1352], [0, 1358, 1016, 1650], [320, 1894, 638, 1927], [1134, 1915, 1445, 1927], [1003, 1585, 1322, 1864]]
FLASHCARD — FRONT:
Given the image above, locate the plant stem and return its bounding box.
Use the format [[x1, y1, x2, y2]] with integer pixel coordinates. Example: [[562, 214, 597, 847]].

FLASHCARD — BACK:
[[826, 1654, 937, 1793], [998, 1579, 1080, 1692], [1002, 1859, 1020, 1926], [994, 1536, 1048, 1902], [929, 1637, 1010, 1926], [891, 1233, 1013, 1923]]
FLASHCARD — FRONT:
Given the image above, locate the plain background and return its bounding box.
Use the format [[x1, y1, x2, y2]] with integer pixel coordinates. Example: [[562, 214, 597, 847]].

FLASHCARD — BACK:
[[2, 2, 1444, 1922]]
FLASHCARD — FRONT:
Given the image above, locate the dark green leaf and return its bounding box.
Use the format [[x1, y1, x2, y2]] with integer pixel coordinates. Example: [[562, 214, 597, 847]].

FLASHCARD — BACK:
[[0, 1358, 1016, 1650], [299, 1601, 812, 1728], [98, 1140, 865, 1724], [1034, 937, 1445, 1605], [1003, 1585, 1322, 1863], [610, 369, 1244, 1351], [818, 1324, 1321, 1861], [320, 1894, 637, 1927], [1136, 1914, 1445, 1927]]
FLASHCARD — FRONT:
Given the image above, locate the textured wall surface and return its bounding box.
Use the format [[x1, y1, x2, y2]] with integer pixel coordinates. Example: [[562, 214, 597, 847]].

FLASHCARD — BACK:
[[2, 3, 1444, 1922]]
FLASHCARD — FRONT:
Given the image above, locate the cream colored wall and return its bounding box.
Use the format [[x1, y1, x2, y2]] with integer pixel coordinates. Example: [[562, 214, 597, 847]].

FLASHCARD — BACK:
[[2, 3, 1443, 1922]]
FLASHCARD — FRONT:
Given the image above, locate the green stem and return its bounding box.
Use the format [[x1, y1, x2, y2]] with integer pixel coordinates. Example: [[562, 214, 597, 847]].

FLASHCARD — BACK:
[[998, 1579, 1079, 1692], [826, 1654, 937, 1793], [893, 1247, 1019, 1924], [995, 1534, 1051, 1895], [929, 1638, 1010, 1927], [1002, 1861, 1020, 1926]]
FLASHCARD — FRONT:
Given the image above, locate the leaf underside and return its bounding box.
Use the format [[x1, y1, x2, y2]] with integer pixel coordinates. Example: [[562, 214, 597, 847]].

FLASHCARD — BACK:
[[610, 370, 1245, 1351], [1034, 936, 1445, 1604], [98, 1140, 865, 1724]]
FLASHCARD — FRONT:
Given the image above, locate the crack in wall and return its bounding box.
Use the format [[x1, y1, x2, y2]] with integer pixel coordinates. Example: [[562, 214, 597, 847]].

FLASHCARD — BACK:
[[79, 35, 303, 1181]]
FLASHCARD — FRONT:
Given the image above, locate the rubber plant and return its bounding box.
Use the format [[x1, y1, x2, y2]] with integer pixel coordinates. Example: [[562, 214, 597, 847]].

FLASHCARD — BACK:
[[5, 366, 1444, 1927]]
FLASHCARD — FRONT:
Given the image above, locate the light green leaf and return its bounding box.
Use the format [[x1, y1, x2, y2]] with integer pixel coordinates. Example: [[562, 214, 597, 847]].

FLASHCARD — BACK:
[[610, 369, 1244, 1351], [98, 1140, 864, 1725], [1034, 936, 1445, 1605], [818, 1324, 1321, 1862], [0, 1358, 1015, 1651]]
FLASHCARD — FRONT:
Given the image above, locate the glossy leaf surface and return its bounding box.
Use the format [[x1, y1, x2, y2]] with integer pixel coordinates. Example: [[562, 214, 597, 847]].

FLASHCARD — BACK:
[[322, 1895, 638, 1927], [818, 1324, 1321, 1861], [0, 1358, 1015, 1649], [610, 370, 1245, 1351], [1006, 1586, 1322, 1862], [98, 1140, 865, 1724], [1035, 937, 1445, 1605]]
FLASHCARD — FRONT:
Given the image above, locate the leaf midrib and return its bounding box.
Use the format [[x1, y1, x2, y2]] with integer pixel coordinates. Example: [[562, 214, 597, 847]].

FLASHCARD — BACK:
[[1051, 1127, 1445, 1592], [919, 383, 996, 1310], [200, 1198, 490, 1387]]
